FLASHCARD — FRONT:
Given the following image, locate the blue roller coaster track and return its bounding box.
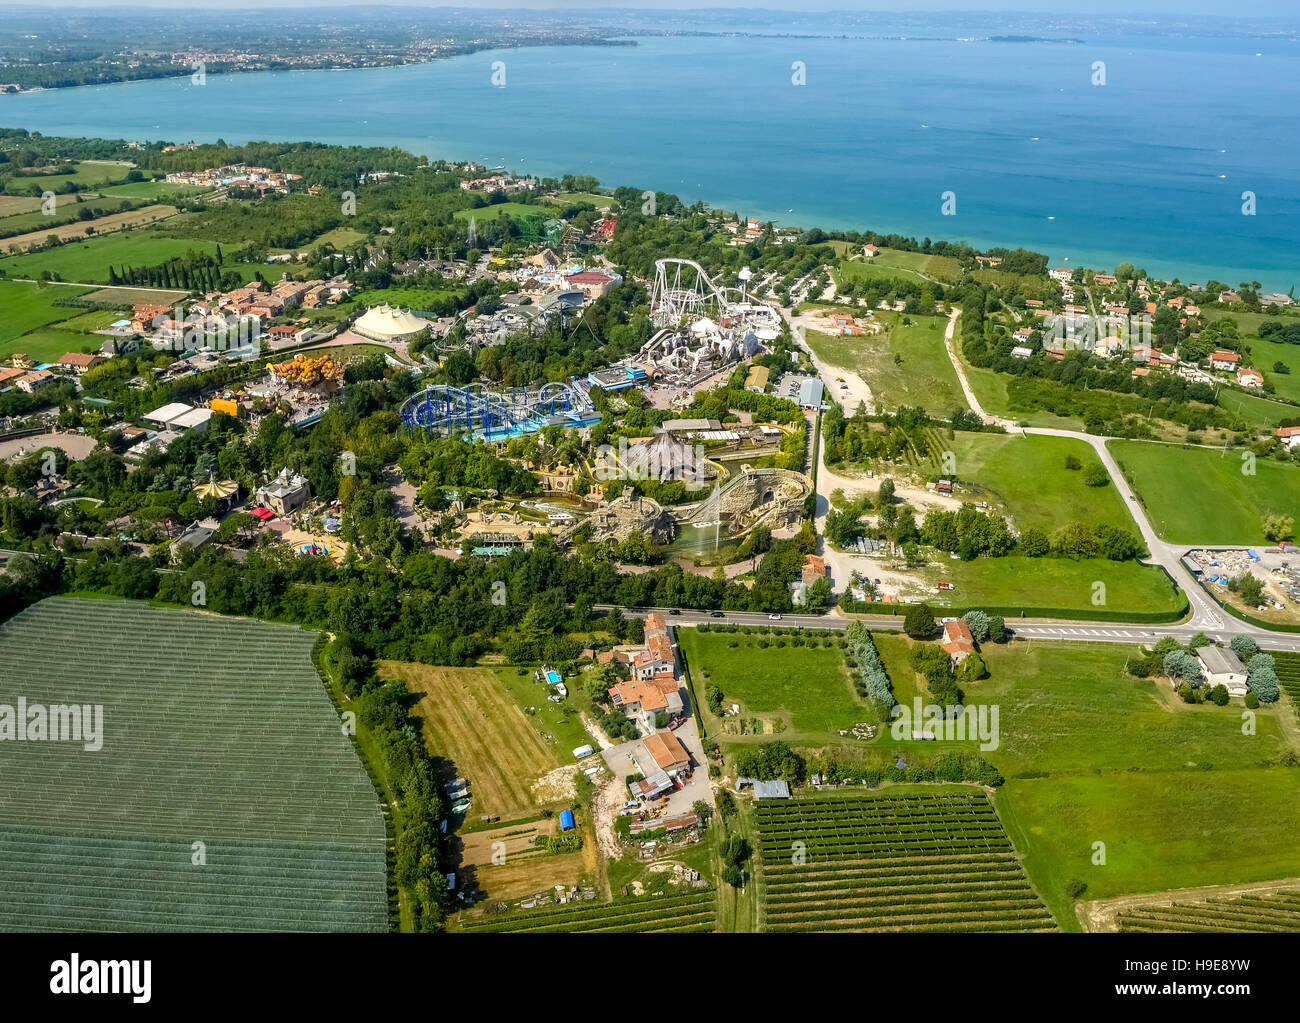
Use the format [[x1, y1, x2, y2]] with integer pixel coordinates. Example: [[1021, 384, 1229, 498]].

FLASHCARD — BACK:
[[400, 381, 598, 440]]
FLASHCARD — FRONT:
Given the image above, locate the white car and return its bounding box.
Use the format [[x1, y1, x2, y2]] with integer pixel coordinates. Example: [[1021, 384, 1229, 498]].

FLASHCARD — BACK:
[[768, 613, 783, 621]]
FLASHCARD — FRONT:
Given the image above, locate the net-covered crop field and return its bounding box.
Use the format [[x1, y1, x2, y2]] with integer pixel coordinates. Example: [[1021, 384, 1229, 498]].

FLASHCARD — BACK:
[[756, 792, 1056, 932], [1118, 887, 1300, 932], [0, 598, 387, 932], [457, 890, 716, 934]]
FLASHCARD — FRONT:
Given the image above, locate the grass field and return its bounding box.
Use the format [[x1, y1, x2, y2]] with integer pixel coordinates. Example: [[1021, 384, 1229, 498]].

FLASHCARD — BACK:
[[4, 328, 102, 362], [96, 180, 208, 200], [0, 231, 229, 283], [904, 556, 1186, 617], [999, 768, 1300, 928], [555, 191, 614, 208], [875, 639, 1291, 773], [0, 196, 131, 236], [0, 597, 387, 932], [678, 629, 869, 738], [0, 204, 178, 252], [839, 247, 960, 285], [378, 661, 571, 820], [1247, 335, 1300, 403], [1218, 387, 1298, 430], [806, 310, 966, 415], [757, 790, 1055, 932], [2, 161, 133, 195], [454, 202, 558, 225], [1110, 439, 1300, 544], [0, 279, 95, 353], [936, 432, 1140, 534], [354, 286, 462, 311]]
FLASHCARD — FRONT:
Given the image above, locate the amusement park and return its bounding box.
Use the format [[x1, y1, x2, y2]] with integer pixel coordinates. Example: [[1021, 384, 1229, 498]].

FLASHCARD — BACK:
[[401, 257, 784, 443]]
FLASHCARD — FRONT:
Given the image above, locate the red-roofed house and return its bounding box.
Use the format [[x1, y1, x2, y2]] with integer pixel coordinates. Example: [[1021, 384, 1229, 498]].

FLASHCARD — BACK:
[[1277, 427, 1300, 450], [940, 619, 975, 664], [1238, 367, 1264, 388], [57, 352, 105, 374], [1211, 350, 1240, 371]]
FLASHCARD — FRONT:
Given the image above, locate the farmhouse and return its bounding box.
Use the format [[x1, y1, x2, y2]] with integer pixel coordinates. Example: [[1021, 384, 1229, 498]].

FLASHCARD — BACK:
[[607, 676, 684, 734], [940, 619, 975, 664], [639, 730, 691, 777], [1237, 368, 1264, 388], [1196, 646, 1248, 697], [1210, 350, 1240, 371]]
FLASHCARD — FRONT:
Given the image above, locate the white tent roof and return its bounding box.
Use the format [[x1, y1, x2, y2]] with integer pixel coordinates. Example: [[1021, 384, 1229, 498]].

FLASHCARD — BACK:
[[354, 304, 431, 338]]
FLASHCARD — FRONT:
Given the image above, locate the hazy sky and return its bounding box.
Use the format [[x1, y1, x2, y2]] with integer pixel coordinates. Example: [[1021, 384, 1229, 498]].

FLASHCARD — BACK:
[[9, 1, 1300, 17]]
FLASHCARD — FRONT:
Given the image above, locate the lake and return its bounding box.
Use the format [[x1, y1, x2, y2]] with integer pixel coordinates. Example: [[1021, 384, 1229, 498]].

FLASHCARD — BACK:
[[4, 32, 1298, 289]]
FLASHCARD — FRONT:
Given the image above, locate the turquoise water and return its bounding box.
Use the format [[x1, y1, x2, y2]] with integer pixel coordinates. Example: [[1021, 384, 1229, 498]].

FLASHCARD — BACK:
[[3, 33, 1298, 288]]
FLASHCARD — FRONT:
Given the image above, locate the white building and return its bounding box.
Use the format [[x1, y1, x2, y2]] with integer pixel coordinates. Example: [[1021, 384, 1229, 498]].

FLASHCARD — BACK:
[[1196, 646, 1248, 697]]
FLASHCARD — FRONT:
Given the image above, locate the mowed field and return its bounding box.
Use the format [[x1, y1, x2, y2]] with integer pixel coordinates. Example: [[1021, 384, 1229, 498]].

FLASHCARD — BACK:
[[0, 232, 229, 284], [0, 279, 92, 340], [999, 769, 1300, 928], [837, 246, 961, 285], [0, 204, 178, 252], [1110, 439, 1300, 544], [934, 432, 1140, 534], [757, 790, 1055, 932], [0, 195, 132, 236], [906, 556, 1186, 618], [1247, 334, 1300, 404], [678, 629, 871, 738], [873, 638, 1292, 774], [377, 661, 560, 819], [805, 310, 966, 415]]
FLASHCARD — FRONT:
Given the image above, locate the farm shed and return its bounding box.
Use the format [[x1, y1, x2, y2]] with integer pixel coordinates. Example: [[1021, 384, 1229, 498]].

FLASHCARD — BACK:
[[752, 780, 791, 800]]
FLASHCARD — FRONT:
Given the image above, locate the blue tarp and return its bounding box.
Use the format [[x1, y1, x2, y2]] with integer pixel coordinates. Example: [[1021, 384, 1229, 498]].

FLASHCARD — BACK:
[[560, 810, 576, 832]]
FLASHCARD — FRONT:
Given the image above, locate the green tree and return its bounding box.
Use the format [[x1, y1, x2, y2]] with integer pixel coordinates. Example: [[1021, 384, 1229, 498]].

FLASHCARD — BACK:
[[903, 602, 936, 639]]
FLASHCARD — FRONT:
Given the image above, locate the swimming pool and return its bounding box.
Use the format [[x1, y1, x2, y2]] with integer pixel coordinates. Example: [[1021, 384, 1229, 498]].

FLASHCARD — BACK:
[[545, 670, 562, 686]]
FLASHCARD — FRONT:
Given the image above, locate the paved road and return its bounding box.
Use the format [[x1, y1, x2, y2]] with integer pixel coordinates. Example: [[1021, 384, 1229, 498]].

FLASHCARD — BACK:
[[603, 606, 1300, 654]]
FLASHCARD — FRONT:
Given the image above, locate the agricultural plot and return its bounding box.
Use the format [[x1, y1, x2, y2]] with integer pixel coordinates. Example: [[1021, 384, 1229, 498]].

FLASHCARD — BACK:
[[998, 768, 1300, 928], [0, 204, 178, 252], [457, 889, 716, 933], [1115, 886, 1300, 933], [0, 597, 387, 932], [377, 661, 570, 819], [756, 792, 1055, 932], [1110, 440, 1300, 544], [1275, 652, 1300, 718], [677, 629, 869, 739], [0, 279, 94, 347], [0, 232, 229, 284]]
